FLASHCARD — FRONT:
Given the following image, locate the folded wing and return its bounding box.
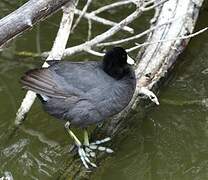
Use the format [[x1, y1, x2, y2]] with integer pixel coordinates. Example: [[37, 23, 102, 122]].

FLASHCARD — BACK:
[[21, 68, 75, 99]]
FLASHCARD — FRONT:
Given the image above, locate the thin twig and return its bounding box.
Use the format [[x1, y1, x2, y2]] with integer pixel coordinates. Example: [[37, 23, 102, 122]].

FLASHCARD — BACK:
[[144, 0, 155, 6], [85, 49, 104, 56], [87, 19, 92, 41], [59, 0, 168, 57], [97, 15, 184, 47], [91, 0, 134, 15], [143, 0, 168, 11], [74, 9, 134, 33], [71, 0, 92, 33], [42, 0, 170, 58], [127, 26, 208, 52], [81, 26, 208, 57], [60, 8, 142, 57]]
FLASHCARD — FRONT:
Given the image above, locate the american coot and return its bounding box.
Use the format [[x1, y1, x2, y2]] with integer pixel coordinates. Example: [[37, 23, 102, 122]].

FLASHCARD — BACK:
[[21, 47, 136, 168]]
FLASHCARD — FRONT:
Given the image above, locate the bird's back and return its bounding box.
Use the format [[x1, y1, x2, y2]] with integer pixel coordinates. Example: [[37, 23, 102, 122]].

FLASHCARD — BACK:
[[49, 61, 114, 93]]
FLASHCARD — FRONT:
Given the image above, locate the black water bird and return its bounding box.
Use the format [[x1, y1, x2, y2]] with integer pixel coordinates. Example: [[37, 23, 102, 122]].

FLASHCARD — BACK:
[[21, 47, 136, 168]]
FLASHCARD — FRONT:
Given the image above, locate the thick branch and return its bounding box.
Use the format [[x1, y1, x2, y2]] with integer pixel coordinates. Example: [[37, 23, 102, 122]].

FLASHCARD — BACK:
[[0, 0, 72, 47]]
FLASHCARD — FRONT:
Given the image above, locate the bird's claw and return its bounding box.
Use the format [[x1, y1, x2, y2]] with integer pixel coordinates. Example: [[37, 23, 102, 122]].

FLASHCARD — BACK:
[[86, 137, 114, 154], [78, 146, 97, 169], [76, 137, 113, 169]]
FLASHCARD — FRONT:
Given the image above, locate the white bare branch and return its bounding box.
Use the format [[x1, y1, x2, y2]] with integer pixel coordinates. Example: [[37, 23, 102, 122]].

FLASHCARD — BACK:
[[71, 0, 92, 33], [91, 0, 134, 15], [143, 0, 168, 11], [60, 25, 208, 58], [61, 8, 141, 57], [79, 25, 208, 57], [74, 9, 134, 33], [97, 15, 184, 47], [85, 49, 104, 56], [127, 26, 208, 52], [139, 87, 159, 105], [87, 19, 92, 40], [144, 0, 155, 6], [41, 0, 169, 58]]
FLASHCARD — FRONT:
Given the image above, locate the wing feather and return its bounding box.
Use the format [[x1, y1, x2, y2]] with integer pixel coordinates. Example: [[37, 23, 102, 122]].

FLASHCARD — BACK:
[[21, 68, 75, 99]]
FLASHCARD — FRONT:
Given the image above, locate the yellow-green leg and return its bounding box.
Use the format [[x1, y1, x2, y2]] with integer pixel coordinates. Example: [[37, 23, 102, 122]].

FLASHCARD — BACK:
[[65, 122, 113, 169], [65, 122, 97, 169], [83, 129, 89, 146]]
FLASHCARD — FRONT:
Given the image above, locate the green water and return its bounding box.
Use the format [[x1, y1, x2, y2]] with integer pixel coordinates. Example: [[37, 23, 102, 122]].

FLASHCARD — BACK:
[[0, 1, 208, 180]]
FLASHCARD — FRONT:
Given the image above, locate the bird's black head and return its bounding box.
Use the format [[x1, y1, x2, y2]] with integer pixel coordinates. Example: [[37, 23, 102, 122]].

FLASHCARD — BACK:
[[102, 47, 135, 79]]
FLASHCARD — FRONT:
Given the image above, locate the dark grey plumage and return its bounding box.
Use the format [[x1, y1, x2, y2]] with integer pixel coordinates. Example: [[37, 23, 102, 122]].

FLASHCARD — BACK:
[[21, 47, 136, 128]]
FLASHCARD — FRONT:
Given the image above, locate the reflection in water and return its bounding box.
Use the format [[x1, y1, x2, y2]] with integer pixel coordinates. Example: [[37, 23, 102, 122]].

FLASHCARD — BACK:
[[0, 124, 68, 179], [0, 171, 13, 180], [20, 126, 59, 148], [0, 76, 16, 114]]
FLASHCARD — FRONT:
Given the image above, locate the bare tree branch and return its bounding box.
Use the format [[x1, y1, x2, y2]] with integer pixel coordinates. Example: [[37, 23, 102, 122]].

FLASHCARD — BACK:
[[75, 26, 208, 56], [142, 0, 168, 11], [71, 0, 92, 33], [87, 19, 92, 40], [127, 26, 208, 52], [97, 15, 184, 47], [91, 0, 133, 15], [74, 9, 134, 33], [85, 49, 104, 56], [0, 0, 72, 48], [57, 0, 167, 57]]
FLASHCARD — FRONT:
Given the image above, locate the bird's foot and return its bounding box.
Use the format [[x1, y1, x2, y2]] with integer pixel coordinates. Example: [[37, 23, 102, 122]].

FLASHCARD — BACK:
[[84, 137, 114, 158], [77, 145, 97, 169], [65, 122, 113, 169], [76, 137, 113, 169]]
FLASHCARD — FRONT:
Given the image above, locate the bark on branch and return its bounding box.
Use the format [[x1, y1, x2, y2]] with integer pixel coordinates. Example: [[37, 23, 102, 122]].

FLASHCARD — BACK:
[[0, 0, 72, 47]]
